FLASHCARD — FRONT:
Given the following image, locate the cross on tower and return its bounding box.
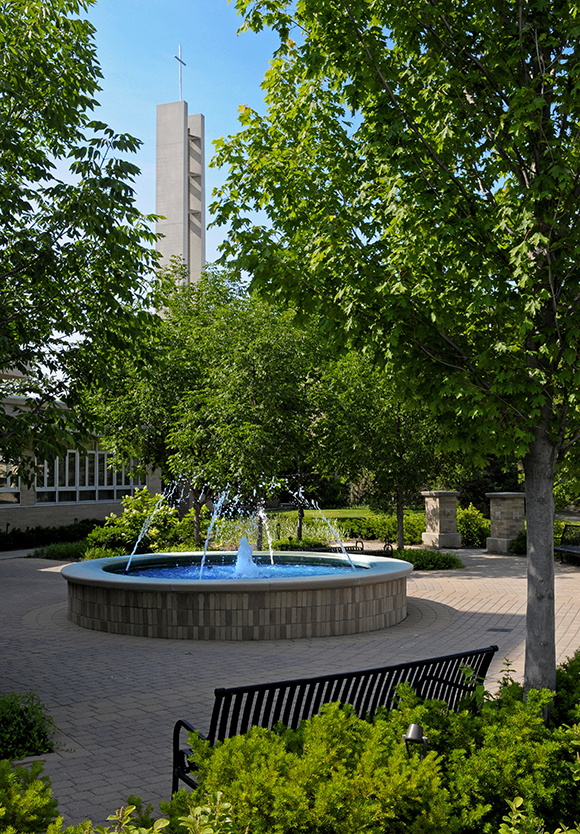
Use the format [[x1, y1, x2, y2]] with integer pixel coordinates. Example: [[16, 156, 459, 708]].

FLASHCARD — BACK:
[[174, 45, 186, 101]]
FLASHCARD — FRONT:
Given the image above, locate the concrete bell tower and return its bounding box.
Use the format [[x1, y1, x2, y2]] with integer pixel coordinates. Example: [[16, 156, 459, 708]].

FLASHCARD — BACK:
[[156, 100, 205, 283]]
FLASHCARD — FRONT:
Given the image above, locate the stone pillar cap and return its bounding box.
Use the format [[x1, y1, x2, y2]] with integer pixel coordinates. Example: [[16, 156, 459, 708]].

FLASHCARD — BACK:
[[485, 492, 525, 498], [421, 490, 459, 497]]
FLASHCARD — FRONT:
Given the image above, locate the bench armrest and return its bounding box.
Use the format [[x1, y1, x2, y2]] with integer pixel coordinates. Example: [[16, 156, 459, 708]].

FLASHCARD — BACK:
[[172, 719, 206, 794]]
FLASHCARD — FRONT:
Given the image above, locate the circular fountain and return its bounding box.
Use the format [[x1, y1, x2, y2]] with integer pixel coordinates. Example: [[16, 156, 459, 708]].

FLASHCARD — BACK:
[[61, 547, 412, 640]]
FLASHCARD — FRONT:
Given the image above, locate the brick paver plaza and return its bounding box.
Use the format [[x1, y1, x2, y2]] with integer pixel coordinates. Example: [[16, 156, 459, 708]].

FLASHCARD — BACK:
[[2, 550, 580, 826]]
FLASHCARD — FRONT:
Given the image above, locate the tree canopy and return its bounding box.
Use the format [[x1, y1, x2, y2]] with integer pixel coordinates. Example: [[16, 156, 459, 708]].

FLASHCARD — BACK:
[[210, 0, 580, 691], [87, 267, 330, 538], [88, 266, 446, 542], [0, 0, 158, 473], [311, 352, 444, 547]]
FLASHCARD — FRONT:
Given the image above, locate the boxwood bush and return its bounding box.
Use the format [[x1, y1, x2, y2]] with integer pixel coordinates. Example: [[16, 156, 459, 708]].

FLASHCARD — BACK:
[[456, 503, 491, 547]]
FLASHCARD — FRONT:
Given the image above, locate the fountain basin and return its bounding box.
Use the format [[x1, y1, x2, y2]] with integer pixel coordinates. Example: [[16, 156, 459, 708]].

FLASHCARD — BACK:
[[61, 551, 412, 640]]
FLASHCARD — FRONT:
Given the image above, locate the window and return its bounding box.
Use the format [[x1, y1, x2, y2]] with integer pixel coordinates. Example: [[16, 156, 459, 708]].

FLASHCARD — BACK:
[[35, 451, 147, 504], [0, 461, 20, 504]]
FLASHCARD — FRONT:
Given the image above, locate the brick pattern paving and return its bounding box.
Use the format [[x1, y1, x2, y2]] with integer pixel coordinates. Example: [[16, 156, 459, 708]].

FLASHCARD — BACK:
[[2, 552, 580, 826]]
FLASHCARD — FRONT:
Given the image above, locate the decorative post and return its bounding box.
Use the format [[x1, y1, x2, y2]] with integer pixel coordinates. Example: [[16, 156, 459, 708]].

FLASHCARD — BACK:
[[486, 493, 525, 554], [421, 491, 462, 549]]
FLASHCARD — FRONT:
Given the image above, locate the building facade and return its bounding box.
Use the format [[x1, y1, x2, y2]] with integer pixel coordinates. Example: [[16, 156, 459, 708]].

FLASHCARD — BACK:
[[0, 447, 162, 530]]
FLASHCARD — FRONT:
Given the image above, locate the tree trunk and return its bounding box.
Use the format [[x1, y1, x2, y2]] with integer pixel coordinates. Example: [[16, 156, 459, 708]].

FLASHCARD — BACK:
[[257, 515, 263, 550], [396, 486, 405, 550], [297, 505, 304, 541], [522, 421, 558, 694]]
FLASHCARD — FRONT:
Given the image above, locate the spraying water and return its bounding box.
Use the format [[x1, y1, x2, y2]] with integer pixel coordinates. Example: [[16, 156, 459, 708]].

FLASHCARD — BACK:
[[289, 487, 357, 571], [125, 482, 178, 573], [311, 500, 357, 570], [233, 536, 260, 577], [257, 503, 274, 563], [199, 490, 227, 579]]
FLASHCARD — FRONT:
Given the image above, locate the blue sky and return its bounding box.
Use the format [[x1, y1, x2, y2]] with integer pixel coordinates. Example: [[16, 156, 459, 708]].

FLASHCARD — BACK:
[[87, 0, 279, 262]]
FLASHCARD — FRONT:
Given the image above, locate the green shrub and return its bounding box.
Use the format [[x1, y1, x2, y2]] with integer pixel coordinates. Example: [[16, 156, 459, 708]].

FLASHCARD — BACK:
[[509, 530, 527, 555], [552, 649, 580, 727], [457, 503, 491, 547], [82, 489, 211, 558], [391, 548, 465, 570], [217, 515, 340, 550], [0, 693, 57, 761], [85, 489, 179, 555], [82, 544, 127, 561], [0, 760, 58, 834], [31, 540, 89, 560], [179, 688, 580, 834], [508, 520, 567, 556]]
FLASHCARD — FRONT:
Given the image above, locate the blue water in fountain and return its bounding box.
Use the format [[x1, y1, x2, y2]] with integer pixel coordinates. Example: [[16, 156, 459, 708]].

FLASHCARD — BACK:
[[130, 535, 363, 580], [131, 563, 360, 580]]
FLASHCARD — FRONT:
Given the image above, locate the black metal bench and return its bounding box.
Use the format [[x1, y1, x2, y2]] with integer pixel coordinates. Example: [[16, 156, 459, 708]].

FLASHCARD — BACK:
[[555, 524, 580, 563], [172, 644, 498, 794]]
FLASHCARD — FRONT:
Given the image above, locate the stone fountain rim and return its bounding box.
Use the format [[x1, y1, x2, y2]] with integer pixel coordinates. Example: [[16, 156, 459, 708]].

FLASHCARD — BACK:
[[61, 550, 413, 594]]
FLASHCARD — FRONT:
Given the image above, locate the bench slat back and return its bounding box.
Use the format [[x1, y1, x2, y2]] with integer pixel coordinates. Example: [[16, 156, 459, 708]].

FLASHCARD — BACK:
[[207, 645, 498, 743], [561, 525, 580, 546]]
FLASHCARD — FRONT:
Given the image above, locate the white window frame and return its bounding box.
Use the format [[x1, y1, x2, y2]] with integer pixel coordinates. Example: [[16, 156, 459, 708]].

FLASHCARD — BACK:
[[35, 451, 147, 504]]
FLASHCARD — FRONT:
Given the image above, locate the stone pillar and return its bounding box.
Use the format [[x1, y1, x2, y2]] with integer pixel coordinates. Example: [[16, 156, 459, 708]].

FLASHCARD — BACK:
[[421, 491, 462, 549], [486, 492, 525, 554]]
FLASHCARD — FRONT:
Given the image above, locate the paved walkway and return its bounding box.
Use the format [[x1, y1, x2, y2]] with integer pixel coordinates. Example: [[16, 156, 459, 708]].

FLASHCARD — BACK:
[[2, 551, 580, 827]]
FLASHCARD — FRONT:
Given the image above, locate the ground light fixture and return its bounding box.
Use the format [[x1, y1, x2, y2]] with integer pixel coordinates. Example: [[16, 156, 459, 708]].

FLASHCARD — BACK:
[[403, 724, 428, 759]]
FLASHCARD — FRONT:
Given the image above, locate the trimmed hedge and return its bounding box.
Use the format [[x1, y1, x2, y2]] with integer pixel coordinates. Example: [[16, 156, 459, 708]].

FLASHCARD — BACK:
[[391, 548, 465, 570], [0, 518, 103, 553], [334, 511, 425, 544]]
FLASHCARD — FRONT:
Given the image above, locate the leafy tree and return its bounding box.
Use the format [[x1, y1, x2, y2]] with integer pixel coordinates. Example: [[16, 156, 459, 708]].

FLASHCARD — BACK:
[[210, 0, 580, 692], [86, 262, 213, 541], [166, 272, 327, 504], [311, 352, 443, 548], [88, 266, 327, 539], [0, 0, 158, 475]]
